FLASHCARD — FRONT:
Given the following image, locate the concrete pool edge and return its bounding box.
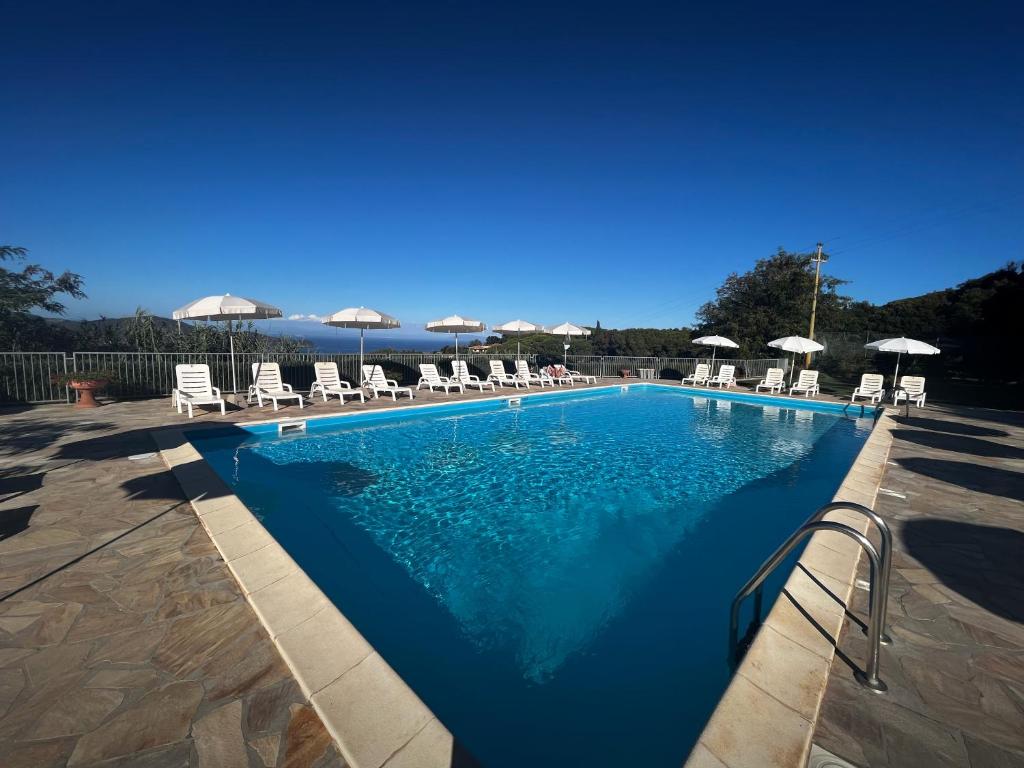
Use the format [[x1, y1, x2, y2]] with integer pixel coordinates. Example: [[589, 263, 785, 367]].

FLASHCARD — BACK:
[[682, 407, 896, 768], [151, 429, 456, 768]]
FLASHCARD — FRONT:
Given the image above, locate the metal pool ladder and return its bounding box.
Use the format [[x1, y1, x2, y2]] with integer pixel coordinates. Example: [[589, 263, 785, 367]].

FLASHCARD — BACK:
[[729, 501, 894, 692]]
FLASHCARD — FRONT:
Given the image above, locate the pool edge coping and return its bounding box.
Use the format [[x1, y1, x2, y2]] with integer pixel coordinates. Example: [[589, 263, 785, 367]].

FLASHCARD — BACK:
[[682, 407, 896, 768], [153, 384, 884, 768], [151, 428, 456, 768]]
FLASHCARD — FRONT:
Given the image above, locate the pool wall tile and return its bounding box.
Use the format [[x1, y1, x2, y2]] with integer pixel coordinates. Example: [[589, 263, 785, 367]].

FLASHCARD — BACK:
[[684, 407, 895, 768]]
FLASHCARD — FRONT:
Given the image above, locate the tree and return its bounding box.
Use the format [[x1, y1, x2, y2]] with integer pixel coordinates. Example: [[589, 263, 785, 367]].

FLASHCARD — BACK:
[[1, 246, 86, 350], [695, 248, 850, 356]]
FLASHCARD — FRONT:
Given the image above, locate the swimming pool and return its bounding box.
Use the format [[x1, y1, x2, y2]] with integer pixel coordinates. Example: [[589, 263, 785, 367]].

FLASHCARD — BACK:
[[192, 385, 873, 766]]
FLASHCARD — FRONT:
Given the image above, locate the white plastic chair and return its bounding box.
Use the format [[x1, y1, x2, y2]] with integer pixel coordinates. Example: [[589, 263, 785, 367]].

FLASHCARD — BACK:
[[361, 365, 414, 400], [487, 360, 526, 389], [893, 375, 927, 407], [451, 360, 495, 392], [248, 362, 304, 411], [173, 364, 225, 418], [755, 367, 785, 394], [789, 370, 820, 398], [310, 362, 365, 404], [417, 363, 464, 394], [707, 364, 736, 389], [681, 363, 710, 386], [852, 373, 885, 404]]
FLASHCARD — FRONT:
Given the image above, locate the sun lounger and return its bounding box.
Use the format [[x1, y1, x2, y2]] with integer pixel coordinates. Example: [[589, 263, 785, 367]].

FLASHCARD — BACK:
[[362, 364, 414, 400], [852, 373, 885, 404], [417, 363, 464, 394], [707, 364, 736, 389], [173, 364, 225, 418], [789, 369, 820, 398], [755, 367, 785, 394], [310, 362, 365, 404], [515, 360, 549, 387], [542, 364, 574, 386], [452, 360, 495, 392], [566, 368, 596, 384], [893, 375, 927, 407], [681, 363, 710, 386], [248, 363, 304, 411], [487, 360, 526, 389]]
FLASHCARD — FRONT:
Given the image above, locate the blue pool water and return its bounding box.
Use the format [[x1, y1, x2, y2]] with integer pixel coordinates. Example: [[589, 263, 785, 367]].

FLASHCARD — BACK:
[[193, 386, 873, 766]]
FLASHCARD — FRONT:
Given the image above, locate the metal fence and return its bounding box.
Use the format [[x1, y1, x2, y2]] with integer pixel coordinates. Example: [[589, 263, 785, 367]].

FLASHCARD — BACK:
[[0, 351, 787, 404]]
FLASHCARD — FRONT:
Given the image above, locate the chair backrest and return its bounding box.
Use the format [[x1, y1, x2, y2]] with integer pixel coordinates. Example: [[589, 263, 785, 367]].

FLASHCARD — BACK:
[[515, 360, 531, 376], [419, 363, 442, 383], [692, 363, 710, 379], [899, 375, 926, 394], [452, 360, 471, 382], [252, 362, 283, 390], [764, 367, 784, 384], [175, 364, 213, 397], [717, 365, 736, 380], [314, 362, 341, 387], [797, 369, 819, 387], [859, 373, 884, 392], [489, 360, 508, 377], [362, 364, 388, 386]]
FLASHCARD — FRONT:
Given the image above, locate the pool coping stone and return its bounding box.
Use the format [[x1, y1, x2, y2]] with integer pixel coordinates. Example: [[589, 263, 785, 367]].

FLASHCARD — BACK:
[[152, 382, 885, 768]]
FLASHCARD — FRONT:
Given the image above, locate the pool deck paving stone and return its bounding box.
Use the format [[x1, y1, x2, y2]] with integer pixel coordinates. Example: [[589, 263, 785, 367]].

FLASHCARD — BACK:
[[811, 404, 1024, 768], [3, 381, 1020, 767]]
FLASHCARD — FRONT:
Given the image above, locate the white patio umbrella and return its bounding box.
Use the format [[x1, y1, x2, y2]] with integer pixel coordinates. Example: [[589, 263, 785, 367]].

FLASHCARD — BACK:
[[321, 307, 400, 378], [865, 337, 941, 389], [172, 294, 282, 397], [768, 335, 825, 387], [547, 322, 591, 366], [425, 315, 486, 361], [494, 319, 546, 360], [692, 335, 739, 375]]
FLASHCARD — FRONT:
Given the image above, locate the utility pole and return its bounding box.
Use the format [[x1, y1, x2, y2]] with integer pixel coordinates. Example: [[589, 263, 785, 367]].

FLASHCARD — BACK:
[[806, 242, 827, 367]]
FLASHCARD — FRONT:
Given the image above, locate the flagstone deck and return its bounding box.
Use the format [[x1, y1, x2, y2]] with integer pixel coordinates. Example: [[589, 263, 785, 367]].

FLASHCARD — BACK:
[[811, 405, 1024, 767]]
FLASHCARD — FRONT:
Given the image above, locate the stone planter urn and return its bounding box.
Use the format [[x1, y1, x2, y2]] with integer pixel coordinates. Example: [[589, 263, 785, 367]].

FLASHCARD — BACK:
[[619, 368, 631, 378], [69, 379, 108, 409]]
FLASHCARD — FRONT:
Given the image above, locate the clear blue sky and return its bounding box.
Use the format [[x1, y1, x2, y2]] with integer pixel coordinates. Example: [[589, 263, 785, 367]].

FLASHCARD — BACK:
[[2, 1, 1021, 338]]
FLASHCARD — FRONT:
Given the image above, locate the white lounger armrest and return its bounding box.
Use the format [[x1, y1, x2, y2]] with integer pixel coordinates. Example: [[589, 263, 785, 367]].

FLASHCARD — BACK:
[[386, 378, 401, 387]]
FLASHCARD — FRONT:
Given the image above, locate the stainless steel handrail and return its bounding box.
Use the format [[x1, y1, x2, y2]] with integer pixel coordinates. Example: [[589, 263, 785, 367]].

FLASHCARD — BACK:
[[729, 519, 890, 692]]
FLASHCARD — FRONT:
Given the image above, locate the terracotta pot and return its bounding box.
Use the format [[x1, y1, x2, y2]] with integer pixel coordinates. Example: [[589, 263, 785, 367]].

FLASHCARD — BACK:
[[69, 379, 108, 409], [619, 368, 631, 378]]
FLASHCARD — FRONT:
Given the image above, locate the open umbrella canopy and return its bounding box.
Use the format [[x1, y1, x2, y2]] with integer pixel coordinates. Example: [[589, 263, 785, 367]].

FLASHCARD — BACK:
[[692, 335, 739, 375], [322, 307, 400, 376], [172, 294, 283, 396], [865, 337, 941, 390], [425, 315, 486, 360], [494, 319, 546, 359], [547, 322, 591, 365], [768, 336, 824, 386]]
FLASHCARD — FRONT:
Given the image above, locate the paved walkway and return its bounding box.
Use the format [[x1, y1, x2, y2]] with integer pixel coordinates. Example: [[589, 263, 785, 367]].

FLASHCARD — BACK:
[[813, 405, 1024, 767]]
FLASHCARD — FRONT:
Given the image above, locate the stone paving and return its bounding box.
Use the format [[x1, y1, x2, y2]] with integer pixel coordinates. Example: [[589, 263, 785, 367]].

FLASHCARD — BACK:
[[0, 381, 605, 767], [812, 405, 1024, 767]]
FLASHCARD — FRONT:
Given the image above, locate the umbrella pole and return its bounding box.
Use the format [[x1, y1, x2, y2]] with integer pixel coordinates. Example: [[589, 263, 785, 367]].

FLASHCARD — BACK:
[[789, 351, 796, 388], [229, 328, 238, 397], [893, 352, 901, 391], [455, 332, 459, 362], [359, 328, 365, 384], [711, 347, 717, 377]]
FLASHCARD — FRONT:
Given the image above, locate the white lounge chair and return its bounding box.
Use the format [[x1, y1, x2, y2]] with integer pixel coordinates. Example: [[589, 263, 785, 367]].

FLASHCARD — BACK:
[[893, 375, 927, 407], [452, 360, 495, 392], [545, 364, 575, 386], [755, 367, 785, 394], [789, 370, 820, 398], [681, 363, 710, 386], [852, 373, 885, 404], [515, 360, 549, 387], [707, 364, 736, 389], [248, 363, 304, 411], [310, 362, 365, 404], [173, 364, 225, 418], [566, 368, 596, 384], [417, 363, 464, 394], [362, 365, 414, 400], [487, 360, 526, 389]]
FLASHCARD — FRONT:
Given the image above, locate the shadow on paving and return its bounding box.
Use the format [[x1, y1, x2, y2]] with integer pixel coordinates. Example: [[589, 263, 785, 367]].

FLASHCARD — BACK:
[[0, 419, 114, 456], [893, 415, 1009, 438], [895, 456, 1024, 503], [0, 505, 36, 541], [890, 429, 1024, 460], [903, 519, 1024, 624]]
